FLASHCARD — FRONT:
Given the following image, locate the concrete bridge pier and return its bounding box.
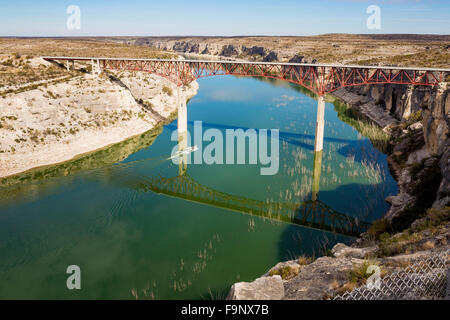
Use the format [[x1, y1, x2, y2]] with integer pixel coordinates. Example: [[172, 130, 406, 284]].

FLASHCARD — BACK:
[[91, 59, 101, 76], [312, 150, 323, 202], [312, 95, 325, 201], [178, 130, 188, 175], [177, 86, 188, 135], [314, 96, 326, 152], [177, 86, 188, 175]]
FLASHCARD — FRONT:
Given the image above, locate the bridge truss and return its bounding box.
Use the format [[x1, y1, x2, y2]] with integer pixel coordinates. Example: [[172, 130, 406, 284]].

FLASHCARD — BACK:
[[43, 57, 449, 96]]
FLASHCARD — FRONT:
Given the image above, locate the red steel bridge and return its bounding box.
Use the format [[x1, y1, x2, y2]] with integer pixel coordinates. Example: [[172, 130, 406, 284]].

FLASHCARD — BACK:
[[42, 56, 450, 152], [43, 56, 449, 96]]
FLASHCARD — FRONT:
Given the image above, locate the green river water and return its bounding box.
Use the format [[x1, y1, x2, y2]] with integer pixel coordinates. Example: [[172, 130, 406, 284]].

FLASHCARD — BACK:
[[0, 75, 397, 299]]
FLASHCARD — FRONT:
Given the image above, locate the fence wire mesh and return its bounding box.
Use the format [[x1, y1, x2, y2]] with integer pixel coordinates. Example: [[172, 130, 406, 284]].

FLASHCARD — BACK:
[[334, 250, 449, 300]]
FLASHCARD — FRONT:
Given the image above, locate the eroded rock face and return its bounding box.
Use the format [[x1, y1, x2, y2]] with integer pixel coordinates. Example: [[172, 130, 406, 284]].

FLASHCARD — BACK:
[[201, 46, 210, 55], [243, 46, 266, 57], [288, 54, 304, 63], [335, 83, 449, 225], [332, 88, 398, 128], [263, 51, 278, 62], [0, 69, 199, 178], [345, 84, 432, 121], [423, 87, 449, 156], [227, 275, 284, 300], [385, 130, 442, 223], [434, 140, 450, 208], [220, 45, 239, 57], [189, 44, 200, 53]]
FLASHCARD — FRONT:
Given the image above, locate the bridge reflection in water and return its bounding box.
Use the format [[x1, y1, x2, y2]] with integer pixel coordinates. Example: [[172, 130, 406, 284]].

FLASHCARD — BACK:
[[131, 130, 371, 237]]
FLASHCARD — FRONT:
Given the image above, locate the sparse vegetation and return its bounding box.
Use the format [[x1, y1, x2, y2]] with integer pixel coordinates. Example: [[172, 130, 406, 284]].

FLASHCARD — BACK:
[[298, 256, 313, 265], [401, 110, 423, 129], [162, 85, 173, 96], [366, 218, 391, 240], [348, 260, 380, 286], [411, 206, 450, 232], [332, 99, 391, 152], [268, 265, 299, 280]]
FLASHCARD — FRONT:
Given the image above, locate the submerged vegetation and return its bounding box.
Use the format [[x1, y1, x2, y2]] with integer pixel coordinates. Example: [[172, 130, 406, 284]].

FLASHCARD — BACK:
[[332, 99, 391, 153]]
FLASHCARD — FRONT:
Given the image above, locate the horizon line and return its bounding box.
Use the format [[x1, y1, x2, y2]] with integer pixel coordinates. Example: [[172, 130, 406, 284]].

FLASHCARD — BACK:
[[1, 33, 450, 38]]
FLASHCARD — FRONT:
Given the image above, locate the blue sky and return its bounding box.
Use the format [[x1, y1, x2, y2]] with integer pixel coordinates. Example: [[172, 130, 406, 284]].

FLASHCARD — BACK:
[[0, 0, 449, 36]]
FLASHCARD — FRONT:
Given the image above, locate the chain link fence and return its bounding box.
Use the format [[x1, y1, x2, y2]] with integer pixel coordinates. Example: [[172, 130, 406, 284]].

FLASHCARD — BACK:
[[334, 250, 449, 300]]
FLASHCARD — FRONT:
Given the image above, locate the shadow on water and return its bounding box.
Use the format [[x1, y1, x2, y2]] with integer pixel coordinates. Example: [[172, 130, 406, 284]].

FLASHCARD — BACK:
[[276, 181, 389, 262], [168, 121, 382, 164]]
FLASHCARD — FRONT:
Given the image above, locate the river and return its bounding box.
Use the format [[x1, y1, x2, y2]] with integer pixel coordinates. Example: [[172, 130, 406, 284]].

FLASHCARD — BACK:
[[0, 75, 397, 299]]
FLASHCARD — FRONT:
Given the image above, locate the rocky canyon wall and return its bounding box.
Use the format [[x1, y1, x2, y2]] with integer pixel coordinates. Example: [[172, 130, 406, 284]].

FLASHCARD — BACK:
[[337, 82, 449, 229]]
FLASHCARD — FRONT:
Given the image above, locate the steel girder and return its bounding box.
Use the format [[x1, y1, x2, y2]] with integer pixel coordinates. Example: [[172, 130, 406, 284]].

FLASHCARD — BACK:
[[44, 57, 448, 96]]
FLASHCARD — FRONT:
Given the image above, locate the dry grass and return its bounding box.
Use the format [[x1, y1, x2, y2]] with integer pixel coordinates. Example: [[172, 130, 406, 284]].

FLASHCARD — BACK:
[[335, 281, 358, 296], [268, 265, 300, 280], [0, 55, 69, 87], [162, 85, 173, 96], [0, 38, 174, 88], [0, 38, 175, 59], [298, 256, 313, 265], [422, 240, 435, 250], [348, 260, 379, 286], [350, 50, 450, 69]]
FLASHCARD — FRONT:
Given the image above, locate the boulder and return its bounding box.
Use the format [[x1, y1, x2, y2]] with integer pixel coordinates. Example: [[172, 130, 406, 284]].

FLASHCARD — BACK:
[[331, 243, 378, 259], [409, 122, 423, 131], [283, 257, 354, 300], [227, 275, 284, 300]]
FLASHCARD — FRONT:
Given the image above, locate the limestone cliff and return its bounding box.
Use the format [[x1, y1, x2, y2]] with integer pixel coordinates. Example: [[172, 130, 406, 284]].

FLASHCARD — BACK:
[[132, 38, 313, 63]]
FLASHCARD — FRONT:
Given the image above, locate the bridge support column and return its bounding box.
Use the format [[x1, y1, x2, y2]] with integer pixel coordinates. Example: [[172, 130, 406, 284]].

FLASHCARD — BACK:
[[91, 59, 101, 76], [66, 60, 70, 71], [314, 95, 326, 152], [312, 150, 323, 202], [177, 86, 188, 134], [177, 86, 188, 175]]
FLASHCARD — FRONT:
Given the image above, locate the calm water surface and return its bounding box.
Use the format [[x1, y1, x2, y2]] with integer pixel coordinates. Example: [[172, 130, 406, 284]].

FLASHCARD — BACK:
[[0, 76, 397, 299]]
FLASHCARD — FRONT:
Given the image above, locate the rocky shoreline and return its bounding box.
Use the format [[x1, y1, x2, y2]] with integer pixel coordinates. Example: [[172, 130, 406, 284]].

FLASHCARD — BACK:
[[0, 58, 198, 180]]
